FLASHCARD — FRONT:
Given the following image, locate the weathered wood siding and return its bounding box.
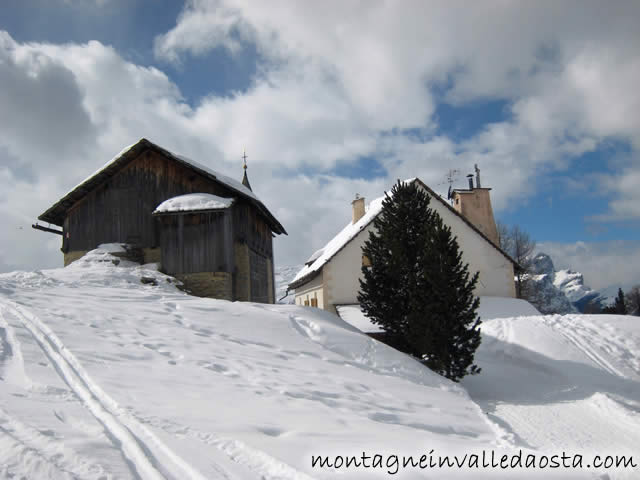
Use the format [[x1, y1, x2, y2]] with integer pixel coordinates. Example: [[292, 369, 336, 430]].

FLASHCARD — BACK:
[[249, 249, 269, 303], [232, 201, 274, 303], [232, 203, 273, 258], [158, 211, 233, 275], [62, 147, 277, 302], [65, 149, 238, 252]]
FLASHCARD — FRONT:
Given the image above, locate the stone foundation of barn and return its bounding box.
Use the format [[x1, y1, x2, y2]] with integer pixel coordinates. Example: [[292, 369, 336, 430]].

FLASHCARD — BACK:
[[175, 272, 233, 300]]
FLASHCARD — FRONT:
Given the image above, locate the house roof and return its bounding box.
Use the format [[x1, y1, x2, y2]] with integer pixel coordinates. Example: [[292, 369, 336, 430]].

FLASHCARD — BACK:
[[37, 138, 286, 235], [153, 193, 235, 215], [288, 178, 517, 290]]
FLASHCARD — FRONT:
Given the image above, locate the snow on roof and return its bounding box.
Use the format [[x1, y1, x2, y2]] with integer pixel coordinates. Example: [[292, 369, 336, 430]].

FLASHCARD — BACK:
[[65, 141, 257, 203], [153, 193, 235, 214], [290, 179, 418, 286], [291, 194, 386, 284], [304, 248, 325, 266], [290, 177, 517, 289], [173, 153, 257, 201], [38, 138, 286, 234]]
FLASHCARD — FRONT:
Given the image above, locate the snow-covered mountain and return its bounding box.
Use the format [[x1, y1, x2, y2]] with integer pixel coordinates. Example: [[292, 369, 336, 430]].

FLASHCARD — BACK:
[[528, 253, 608, 313], [524, 253, 576, 314], [2, 247, 639, 479], [274, 264, 302, 304]]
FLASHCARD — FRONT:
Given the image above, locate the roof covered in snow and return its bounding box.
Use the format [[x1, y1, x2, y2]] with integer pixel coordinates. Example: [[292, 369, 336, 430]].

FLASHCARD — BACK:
[[37, 138, 286, 234], [289, 178, 516, 289], [153, 193, 235, 214]]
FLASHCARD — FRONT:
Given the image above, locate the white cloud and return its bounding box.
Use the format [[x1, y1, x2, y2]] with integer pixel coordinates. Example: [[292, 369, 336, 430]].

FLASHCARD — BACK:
[[154, 0, 640, 218], [1, 1, 640, 276], [538, 241, 640, 291]]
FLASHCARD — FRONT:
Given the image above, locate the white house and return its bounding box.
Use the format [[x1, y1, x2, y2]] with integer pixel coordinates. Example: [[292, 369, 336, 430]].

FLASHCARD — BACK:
[[288, 177, 517, 316]]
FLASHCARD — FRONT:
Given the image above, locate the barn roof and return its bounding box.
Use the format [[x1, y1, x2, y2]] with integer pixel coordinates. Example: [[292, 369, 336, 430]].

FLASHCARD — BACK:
[[37, 138, 286, 235], [288, 178, 516, 290]]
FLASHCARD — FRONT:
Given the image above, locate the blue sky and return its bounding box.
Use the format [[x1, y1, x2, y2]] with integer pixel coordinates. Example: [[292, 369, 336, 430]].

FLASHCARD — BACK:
[[0, 0, 639, 290]]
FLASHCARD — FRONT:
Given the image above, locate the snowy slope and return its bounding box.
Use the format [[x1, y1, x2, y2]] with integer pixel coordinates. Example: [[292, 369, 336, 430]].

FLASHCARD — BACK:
[[463, 313, 640, 479], [0, 248, 505, 479], [1, 248, 638, 479]]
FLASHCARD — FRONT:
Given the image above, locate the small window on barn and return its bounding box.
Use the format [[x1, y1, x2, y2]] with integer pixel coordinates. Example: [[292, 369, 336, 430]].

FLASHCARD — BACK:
[[455, 198, 459, 205], [362, 255, 371, 267]]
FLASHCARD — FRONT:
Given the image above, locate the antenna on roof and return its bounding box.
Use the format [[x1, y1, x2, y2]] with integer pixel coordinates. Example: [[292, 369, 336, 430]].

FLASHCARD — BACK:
[[436, 169, 460, 204], [474, 163, 481, 188]]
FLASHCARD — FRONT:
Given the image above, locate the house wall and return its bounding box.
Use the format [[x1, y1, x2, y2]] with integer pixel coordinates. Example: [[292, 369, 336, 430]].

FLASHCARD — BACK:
[[315, 187, 515, 309], [294, 271, 327, 309]]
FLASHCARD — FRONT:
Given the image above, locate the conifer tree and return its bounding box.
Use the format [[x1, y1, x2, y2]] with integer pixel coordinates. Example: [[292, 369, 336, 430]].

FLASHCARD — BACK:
[[358, 180, 482, 381], [614, 288, 628, 315]]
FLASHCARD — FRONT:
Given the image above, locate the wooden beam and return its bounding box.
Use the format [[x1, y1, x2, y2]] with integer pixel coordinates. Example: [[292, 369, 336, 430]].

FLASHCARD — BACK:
[[32, 224, 63, 235]]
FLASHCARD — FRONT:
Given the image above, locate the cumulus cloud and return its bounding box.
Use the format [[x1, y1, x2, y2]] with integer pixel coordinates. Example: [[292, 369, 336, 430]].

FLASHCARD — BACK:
[[155, 0, 640, 214], [1, 1, 640, 275]]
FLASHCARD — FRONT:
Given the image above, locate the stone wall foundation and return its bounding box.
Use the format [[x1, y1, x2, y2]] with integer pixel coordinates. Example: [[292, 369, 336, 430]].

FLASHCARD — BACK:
[[175, 272, 233, 300]]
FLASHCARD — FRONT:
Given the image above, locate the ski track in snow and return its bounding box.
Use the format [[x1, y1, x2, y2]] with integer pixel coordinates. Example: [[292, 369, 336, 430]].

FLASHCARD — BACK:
[[0, 405, 114, 480], [466, 314, 640, 479], [543, 315, 625, 378], [0, 299, 317, 480], [0, 300, 209, 480], [131, 411, 315, 480], [543, 315, 640, 379]]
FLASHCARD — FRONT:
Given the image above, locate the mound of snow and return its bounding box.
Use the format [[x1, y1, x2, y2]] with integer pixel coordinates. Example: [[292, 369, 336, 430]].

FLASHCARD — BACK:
[[0, 249, 505, 479], [336, 297, 539, 334], [463, 313, 640, 479], [477, 297, 540, 319]]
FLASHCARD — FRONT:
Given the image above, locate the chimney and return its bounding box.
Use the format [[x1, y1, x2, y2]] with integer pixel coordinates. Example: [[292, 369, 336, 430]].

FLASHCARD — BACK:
[[451, 173, 499, 246], [467, 174, 474, 190], [352, 194, 365, 224]]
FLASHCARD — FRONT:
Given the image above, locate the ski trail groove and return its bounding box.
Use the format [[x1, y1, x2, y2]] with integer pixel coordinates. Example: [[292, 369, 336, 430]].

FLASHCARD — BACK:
[[0, 405, 111, 480], [544, 315, 624, 377], [2, 300, 208, 480]]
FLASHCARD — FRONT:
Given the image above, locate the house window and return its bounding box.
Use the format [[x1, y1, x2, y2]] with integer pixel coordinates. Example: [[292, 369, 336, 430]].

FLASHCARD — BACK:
[[310, 298, 318, 307], [304, 298, 310, 306], [362, 255, 371, 267]]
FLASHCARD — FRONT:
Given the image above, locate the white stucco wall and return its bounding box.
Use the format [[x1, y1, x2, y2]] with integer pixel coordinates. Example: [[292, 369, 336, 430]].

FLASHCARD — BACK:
[[323, 188, 515, 307], [294, 270, 326, 308]]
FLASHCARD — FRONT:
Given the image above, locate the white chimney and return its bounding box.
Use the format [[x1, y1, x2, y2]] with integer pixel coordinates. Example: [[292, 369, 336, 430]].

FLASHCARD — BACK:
[[352, 194, 365, 224]]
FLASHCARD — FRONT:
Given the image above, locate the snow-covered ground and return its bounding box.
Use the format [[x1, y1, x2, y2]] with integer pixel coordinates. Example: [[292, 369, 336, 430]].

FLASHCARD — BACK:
[[0, 247, 638, 479], [463, 313, 640, 480]]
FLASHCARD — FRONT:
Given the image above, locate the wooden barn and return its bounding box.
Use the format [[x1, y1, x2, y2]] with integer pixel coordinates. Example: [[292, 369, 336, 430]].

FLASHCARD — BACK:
[[34, 138, 286, 303]]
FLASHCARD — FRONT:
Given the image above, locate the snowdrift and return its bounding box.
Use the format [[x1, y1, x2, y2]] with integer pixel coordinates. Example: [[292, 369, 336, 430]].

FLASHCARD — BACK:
[[463, 313, 640, 480], [0, 246, 504, 479], [1, 246, 638, 479]]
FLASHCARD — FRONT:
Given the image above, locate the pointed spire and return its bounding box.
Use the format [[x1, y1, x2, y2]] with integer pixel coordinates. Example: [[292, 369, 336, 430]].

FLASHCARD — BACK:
[[241, 147, 252, 191]]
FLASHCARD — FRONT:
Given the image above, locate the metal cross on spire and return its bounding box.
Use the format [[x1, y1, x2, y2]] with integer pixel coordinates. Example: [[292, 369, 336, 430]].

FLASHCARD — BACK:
[[241, 147, 252, 191]]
